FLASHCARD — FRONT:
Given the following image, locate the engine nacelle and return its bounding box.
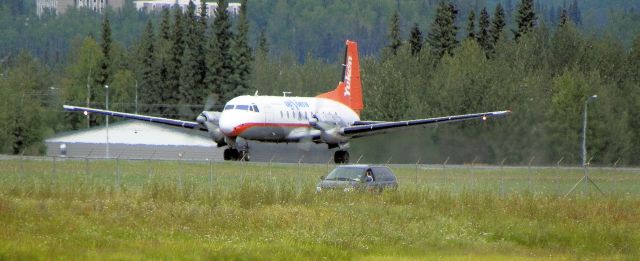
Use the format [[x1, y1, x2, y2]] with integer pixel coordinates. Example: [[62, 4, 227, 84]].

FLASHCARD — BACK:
[[197, 111, 227, 146]]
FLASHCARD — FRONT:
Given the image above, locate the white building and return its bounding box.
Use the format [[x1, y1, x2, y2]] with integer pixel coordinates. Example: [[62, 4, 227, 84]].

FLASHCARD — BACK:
[[133, 0, 241, 16], [37, 0, 125, 16], [36, 0, 74, 16]]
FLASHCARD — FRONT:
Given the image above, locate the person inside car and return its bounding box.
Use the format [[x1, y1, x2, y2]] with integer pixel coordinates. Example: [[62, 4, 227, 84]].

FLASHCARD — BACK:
[[365, 170, 374, 182]]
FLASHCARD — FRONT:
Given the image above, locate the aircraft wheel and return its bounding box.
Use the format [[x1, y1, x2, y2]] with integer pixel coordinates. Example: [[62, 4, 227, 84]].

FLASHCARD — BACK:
[[334, 150, 350, 164], [224, 148, 240, 161]]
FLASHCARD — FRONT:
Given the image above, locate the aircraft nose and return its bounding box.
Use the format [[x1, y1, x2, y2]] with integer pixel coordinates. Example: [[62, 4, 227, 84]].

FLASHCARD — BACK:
[[219, 111, 242, 136]]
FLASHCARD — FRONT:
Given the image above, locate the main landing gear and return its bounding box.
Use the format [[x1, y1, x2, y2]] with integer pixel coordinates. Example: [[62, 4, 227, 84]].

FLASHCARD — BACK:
[[334, 150, 350, 164], [223, 148, 250, 161]]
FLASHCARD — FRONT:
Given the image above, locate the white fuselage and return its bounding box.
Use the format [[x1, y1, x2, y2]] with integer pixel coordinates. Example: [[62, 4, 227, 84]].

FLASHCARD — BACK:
[[218, 95, 360, 142]]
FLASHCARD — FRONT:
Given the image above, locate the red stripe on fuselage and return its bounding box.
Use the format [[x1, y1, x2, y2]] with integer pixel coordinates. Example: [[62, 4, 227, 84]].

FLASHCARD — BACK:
[[226, 122, 311, 137]]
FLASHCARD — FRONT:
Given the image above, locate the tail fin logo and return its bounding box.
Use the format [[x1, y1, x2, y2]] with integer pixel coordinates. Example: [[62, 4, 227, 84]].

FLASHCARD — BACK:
[[316, 40, 363, 115], [343, 56, 352, 97]]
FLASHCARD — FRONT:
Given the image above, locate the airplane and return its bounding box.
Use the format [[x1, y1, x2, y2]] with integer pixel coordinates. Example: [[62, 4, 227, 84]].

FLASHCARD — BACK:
[[63, 40, 511, 163]]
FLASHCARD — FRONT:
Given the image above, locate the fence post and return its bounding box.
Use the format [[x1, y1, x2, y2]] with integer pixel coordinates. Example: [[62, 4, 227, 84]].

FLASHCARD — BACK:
[[442, 156, 449, 188], [115, 154, 122, 190], [209, 158, 213, 197], [385, 156, 392, 166], [470, 156, 478, 189], [19, 150, 25, 182], [613, 158, 620, 195], [147, 151, 155, 182], [527, 156, 535, 192], [500, 158, 507, 197], [177, 152, 183, 190], [85, 149, 93, 179], [297, 155, 304, 194], [415, 158, 421, 185], [51, 155, 57, 182], [555, 157, 564, 196]]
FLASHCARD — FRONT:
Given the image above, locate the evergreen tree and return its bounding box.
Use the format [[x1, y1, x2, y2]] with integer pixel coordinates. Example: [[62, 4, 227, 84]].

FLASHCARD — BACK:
[[490, 4, 507, 45], [157, 7, 172, 114], [514, 0, 537, 41], [165, 6, 185, 117], [139, 20, 160, 114], [387, 11, 402, 55], [257, 29, 269, 57], [409, 23, 423, 56], [568, 0, 581, 25], [207, 0, 235, 102], [559, 9, 568, 26], [427, 1, 459, 58], [466, 10, 476, 40], [179, 0, 207, 119], [233, 0, 252, 95], [478, 8, 491, 52], [96, 14, 112, 91]]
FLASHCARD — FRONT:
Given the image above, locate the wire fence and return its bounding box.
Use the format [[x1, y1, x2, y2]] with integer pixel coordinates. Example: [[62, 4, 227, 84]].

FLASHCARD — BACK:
[[2, 154, 639, 198]]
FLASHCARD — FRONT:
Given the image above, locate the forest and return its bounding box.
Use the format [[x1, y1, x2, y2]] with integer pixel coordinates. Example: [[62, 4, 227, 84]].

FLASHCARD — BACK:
[[0, 0, 639, 165]]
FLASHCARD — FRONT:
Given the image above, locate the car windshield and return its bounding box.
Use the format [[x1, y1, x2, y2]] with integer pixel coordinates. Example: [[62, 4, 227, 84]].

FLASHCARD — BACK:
[[325, 167, 364, 181]]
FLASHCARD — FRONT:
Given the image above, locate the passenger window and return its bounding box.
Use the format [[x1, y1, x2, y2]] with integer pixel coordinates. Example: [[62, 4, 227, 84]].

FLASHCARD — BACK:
[[286, 111, 289, 118], [224, 105, 234, 110], [280, 111, 283, 118], [236, 105, 249, 110], [298, 111, 302, 120]]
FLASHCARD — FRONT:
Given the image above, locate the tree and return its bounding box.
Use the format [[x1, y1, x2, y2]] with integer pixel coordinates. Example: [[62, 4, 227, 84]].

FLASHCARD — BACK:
[[387, 11, 402, 55], [427, 1, 459, 58], [59, 36, 103, 129], [568, 0, 581, 25], [157, 7, 172, 114], [139, 20, 160, 114], [257, 29, 269, 57], [0, 52, 50, 154], [96, 14, 112, 95], [478, 8, 491, 52], [233, 0, 252, 96], [179, 0, 207, 119], [466, 10, 476, 40], [559, 9, 568, 26], [207, 0, 236, 102], [490, 3, 506, 45], [409, 23, 423, 56], [514, 0, 537, 41], [165, 6, 185, 117]]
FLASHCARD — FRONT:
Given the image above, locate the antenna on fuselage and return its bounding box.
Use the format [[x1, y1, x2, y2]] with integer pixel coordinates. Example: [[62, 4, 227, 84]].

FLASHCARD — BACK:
[[283, 91, 292, 97], [254, 90, 259, 96]]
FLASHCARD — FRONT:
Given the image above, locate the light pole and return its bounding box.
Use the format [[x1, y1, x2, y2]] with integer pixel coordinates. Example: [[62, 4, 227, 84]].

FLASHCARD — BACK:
[[566, 94, 603, 197], [105, 84, 110, 158], [582, 94, 597, 166]]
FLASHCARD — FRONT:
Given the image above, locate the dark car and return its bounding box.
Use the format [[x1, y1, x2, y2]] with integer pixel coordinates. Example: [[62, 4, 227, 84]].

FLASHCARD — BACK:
[[316, 165, 398, 192]]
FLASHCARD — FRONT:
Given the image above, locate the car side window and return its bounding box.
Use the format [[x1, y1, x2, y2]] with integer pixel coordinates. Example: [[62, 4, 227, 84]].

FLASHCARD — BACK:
[[372, 167, 387, 181]]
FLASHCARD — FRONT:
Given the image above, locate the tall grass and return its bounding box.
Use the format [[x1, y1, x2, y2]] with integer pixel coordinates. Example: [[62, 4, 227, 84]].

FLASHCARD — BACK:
[[1, 159, 639, 259]]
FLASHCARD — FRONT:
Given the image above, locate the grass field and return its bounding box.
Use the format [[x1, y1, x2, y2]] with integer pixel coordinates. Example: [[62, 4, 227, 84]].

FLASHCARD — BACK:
[[1, 158, 640, 259]]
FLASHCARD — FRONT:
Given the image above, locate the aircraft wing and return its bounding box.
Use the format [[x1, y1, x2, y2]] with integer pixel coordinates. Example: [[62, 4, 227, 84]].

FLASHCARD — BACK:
[[341, 110, 511, 139], [63, 105, 207, 131]]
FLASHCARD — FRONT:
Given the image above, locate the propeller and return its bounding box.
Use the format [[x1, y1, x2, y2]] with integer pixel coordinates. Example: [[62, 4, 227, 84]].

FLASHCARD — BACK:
[[197, 94, 227, 147]]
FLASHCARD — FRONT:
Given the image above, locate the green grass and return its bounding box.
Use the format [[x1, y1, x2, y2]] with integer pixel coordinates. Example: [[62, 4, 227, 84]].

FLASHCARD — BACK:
[[1, 158, 639, 259]]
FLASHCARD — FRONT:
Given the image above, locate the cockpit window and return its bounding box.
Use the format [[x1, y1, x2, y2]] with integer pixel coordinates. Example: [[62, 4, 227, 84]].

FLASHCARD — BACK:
[[236, 105, 249, 110], [224, 105, 234, 110], [252, 105, 259, 112]]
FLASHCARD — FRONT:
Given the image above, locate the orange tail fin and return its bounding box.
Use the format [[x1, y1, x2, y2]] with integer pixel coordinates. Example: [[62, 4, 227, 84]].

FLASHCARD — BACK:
[[317, 40, 363, 114]]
